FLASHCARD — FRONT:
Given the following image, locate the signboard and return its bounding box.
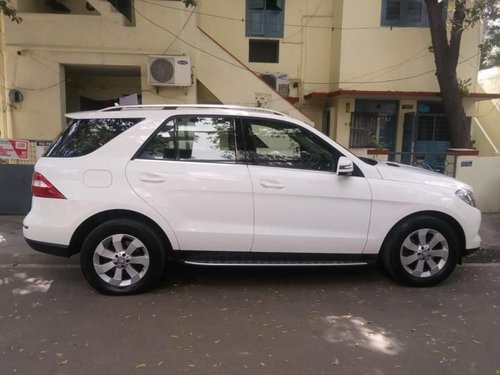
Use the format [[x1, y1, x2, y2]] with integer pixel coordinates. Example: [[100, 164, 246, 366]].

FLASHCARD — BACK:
[[36, 141, 52, 160], [0, 139, 29, 160]]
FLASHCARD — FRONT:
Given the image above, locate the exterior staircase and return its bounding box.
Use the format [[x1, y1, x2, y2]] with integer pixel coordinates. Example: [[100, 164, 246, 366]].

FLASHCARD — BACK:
[[195, 28, 313, 126], [86, 0, 131, 25], [473, 68, 500, 156]]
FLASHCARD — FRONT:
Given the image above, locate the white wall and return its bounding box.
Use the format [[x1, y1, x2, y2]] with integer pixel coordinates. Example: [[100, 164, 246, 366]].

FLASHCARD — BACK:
[[337, 1, 481, 93], [455, 156, 500, 213], [1, 1, 198, 140]]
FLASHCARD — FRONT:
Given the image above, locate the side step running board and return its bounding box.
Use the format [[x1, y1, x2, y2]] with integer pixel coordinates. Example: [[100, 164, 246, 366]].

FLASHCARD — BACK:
[[184, 260, 369, 267]]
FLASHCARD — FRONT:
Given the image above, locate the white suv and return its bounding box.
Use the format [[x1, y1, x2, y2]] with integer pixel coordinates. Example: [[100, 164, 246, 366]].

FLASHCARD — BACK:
[[23, 105, 481, 294]]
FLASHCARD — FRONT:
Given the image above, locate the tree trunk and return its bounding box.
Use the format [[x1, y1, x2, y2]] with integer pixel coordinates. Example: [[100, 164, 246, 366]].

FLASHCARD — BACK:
[[424, 0, 473, 148]]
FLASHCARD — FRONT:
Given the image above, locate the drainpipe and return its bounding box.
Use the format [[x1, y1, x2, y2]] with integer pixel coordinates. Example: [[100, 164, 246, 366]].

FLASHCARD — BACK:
[[0, 15, 10, 139]]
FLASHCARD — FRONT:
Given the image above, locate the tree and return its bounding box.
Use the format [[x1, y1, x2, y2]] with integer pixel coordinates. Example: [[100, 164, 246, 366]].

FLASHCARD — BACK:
[[479, 8, 500, 69], [0, 1, 21, 23], [424, 0, 499, 148]]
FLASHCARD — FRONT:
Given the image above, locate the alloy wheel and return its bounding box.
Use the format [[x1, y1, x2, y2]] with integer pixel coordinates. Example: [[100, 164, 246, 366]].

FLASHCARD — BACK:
[[92, 234, 150, 287], [399, 228, 449, 278]]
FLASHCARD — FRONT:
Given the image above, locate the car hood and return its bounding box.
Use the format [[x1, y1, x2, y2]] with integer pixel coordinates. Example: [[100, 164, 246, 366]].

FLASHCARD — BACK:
[[375, 161, 471, 190]]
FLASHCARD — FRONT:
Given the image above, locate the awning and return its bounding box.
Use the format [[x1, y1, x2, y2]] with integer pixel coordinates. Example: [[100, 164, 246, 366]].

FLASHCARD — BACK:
[[304, 89, 500, 101]]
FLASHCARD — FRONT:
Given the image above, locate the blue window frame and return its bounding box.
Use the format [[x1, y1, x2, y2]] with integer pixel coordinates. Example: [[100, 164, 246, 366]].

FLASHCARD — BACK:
[[381, 0, 429, 27], [246, 0, 285, 38]]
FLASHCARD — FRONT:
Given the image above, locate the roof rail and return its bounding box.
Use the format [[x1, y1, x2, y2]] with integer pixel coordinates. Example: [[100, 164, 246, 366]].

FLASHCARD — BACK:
[[99, 104, 286, 116]]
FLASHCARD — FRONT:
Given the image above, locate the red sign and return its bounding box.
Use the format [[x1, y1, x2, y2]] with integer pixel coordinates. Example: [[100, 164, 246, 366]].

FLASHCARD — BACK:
[[0, 139, 30, 160]]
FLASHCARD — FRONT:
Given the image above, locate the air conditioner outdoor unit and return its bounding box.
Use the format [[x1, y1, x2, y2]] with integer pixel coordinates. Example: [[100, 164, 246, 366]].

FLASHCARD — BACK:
[[147, 55, 192, 86], [260, 72, 290, 97]]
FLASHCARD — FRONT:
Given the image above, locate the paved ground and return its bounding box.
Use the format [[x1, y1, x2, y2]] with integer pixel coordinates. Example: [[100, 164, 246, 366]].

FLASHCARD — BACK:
[[0, 215, 499, 374]]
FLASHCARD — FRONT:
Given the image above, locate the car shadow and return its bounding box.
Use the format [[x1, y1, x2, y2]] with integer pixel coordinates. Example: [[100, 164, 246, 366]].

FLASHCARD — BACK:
[[159, 263, 389, 289]]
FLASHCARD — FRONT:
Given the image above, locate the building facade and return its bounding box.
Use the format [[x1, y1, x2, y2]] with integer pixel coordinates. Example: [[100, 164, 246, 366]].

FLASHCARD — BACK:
[[0, 0, 498, 161]]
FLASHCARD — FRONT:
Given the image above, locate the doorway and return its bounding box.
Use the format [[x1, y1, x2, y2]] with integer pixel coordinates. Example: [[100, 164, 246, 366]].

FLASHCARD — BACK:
[[401, 102, 450, 171], [65, 64, 141, 112]]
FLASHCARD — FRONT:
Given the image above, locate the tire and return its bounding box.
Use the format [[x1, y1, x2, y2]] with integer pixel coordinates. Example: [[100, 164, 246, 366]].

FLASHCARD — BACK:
[[80, 219, 166, 295], [382, 216, 460, 287]]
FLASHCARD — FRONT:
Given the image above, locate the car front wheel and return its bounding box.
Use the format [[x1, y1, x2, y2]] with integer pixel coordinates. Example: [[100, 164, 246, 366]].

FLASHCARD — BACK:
[[80, 219, 165, 295], [382, 216, 460, 287]]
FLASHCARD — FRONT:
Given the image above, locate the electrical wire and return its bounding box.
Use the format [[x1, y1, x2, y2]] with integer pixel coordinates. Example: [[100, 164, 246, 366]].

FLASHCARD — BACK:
[[29, 54, 60, 75], [135, 7, 248, 71], [136, 2, 483, 87], [282, 0, 323, 41], [136, 5, 479, 87], [341, 46, 431, 85], [0, 80, 66, 91], [162, 3, 196, 54], [304, 52, 480, 85], [8, 4, 483, 95], [137, 0, 382, 31]]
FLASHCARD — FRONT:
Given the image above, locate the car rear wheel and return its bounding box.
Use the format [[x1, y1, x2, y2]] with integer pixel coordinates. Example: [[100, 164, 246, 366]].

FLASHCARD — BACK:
[[80, 219, 165, 295], [382, 216, 460, 287]]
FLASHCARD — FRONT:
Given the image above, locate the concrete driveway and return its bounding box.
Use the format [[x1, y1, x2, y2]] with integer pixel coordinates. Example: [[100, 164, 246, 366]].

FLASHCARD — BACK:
[[0, 215, 499, 374]]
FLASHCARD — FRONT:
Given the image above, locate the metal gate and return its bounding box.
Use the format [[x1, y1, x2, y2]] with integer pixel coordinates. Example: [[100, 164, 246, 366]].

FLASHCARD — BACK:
[[401, 112, 450, 171], [0, 165, 34, 215]]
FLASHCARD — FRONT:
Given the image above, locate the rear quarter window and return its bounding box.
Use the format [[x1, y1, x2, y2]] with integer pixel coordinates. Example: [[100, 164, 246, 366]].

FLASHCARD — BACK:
[[45, 118, 143, 157]]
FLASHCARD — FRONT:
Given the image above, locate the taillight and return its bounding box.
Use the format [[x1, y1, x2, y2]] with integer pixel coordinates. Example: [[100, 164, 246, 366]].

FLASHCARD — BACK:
[[31, 172, 66, 199]]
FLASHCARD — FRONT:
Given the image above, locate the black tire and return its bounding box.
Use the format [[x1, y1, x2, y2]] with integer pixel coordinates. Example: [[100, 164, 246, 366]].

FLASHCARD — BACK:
[[80, 219, 165, 295], [382, 215, 460, 287]]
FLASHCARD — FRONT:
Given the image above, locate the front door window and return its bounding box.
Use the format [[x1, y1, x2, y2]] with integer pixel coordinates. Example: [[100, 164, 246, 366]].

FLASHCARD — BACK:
[[243, 119, 342, 172]]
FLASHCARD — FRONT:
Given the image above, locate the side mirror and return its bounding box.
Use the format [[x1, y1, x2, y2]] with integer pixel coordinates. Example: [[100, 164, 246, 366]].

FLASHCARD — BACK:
[[337, 156, 353, 176]]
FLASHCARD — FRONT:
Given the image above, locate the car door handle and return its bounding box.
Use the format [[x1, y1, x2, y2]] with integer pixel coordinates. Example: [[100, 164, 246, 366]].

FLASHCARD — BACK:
[[139, 173, 166, 183], [260, 180, 285, 189]]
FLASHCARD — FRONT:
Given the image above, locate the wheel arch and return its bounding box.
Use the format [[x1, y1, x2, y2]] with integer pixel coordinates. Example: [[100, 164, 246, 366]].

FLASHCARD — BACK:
[[68, 209, 173, 256], [379, 210, 466, 263]]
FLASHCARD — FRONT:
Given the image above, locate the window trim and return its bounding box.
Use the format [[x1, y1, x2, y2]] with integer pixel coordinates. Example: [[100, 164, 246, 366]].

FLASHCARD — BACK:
[[248, 39, 280, 63], [246, 0, 285, 38], [380, 0, 429, 28]]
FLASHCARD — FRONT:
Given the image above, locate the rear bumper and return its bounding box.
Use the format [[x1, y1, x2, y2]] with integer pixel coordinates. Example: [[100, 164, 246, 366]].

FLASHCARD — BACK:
[[24, 238, 72, 257]]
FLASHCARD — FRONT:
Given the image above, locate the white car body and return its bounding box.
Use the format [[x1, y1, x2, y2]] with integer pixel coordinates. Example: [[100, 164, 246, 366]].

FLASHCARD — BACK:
[[23, 105, 481, 294]]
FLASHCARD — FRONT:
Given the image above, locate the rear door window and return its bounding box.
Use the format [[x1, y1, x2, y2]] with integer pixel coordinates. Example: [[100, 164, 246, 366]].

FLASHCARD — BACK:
[[138, 116, 239, 163], [45, 118, 143, 157]]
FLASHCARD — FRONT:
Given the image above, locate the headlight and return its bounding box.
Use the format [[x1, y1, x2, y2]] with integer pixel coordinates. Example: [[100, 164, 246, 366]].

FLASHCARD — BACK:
[[456, 189, 476, 207]]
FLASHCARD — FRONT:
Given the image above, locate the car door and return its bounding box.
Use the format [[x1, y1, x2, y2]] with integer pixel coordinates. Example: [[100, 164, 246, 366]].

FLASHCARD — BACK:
[[126, 115, 253, 252], [242, 118, 372, 254]]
